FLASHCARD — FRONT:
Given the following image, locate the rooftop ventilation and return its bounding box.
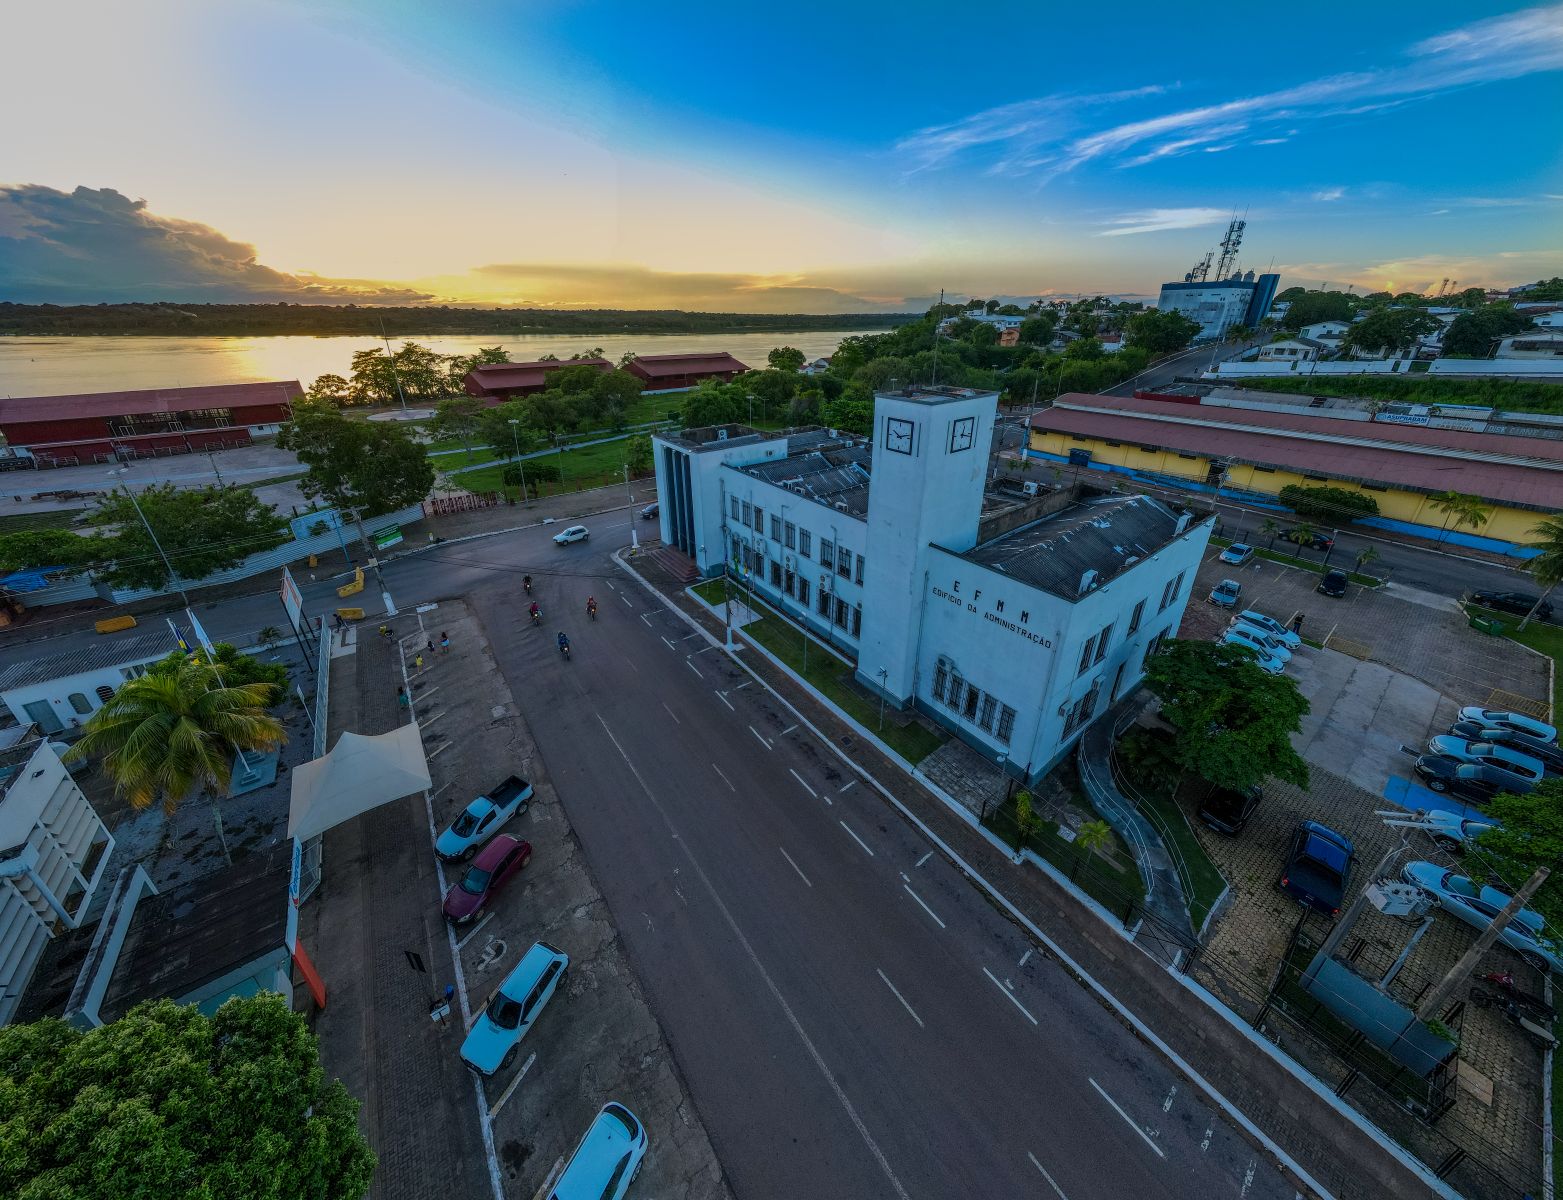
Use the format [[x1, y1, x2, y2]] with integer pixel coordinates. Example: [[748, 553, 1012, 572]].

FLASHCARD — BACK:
[[1077, 568, 1099, 596], [1175, 512, 1193, 534]]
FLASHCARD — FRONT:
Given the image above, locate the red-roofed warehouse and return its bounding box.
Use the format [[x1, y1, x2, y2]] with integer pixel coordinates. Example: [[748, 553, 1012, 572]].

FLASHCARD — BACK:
[[625, 352, 748, 392], [463, 358, 612, 403]]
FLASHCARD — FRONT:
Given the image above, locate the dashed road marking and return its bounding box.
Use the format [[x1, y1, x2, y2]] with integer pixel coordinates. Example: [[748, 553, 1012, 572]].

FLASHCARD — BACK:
[[686, 660, 704, 679], [839, 820, 875, 857], [981, 967, 1037, 1025], [789, 768, 817, 798], [839, 780, 857, 793], [661, 702, 680, 724], [1087, 1078, 1165, 1159], [749, 725, 772, 751], [639, 613, 652, 627], [876, 968, 924, 1028], [902, 883, 946, 928], [780, 723, 798, 736], [915, 850, 932, 868], [619, 593, 633, 607], [661, 636, 677, 651], [1026, 1153, 1068, 1199], [779, 846, 813, 888], [487, 1051, 537, 1119], [1019, 948, 1032, 968], [715, 691, 736, 711], [711, 763, 736, 792]]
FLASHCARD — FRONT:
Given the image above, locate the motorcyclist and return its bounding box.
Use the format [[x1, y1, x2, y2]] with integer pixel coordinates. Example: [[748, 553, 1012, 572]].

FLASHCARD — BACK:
[[586, 596, 597, 619], [523, 575, 532, 594], [529, 601, 541, 625], [557, 631, 571, 656]]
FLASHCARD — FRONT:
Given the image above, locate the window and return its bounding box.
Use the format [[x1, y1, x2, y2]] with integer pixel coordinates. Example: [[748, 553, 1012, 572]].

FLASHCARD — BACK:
[[818, 587, 831, 617], [996, 705, 1016, 744], [835, 597, 849, 628], [851, 605, 862, 637], [837, 544, 852, 578], [1142, 630, 1168, 669], [771, 514, 782, 541], [784, 521, 796, 550], [770, 561, 782, 587], [1177, 453, 1199, 461], [978, 695, 997, 732], [730, 496, 741, 521], [1093, 623, 1113, 665], [855, 554, 864, 585], [95, 684, 115, 703], [1253, 466, 1276, 474], [820, 536, 834, 567], [741, 500, 752, 527], [947, 672, 964, 712], [784, 568, 795, 596], [1128, 599, 1145, 635], [1303, 474, 1327, 483], [932, 661, 949, 703], [799, 529, 811, 557], [1077, 635, 1097, 676], [963, 684, 980, 720], [1158, 571, 1185, 612], [798, 578, 810, 606], [68, 692, 92, 715], [752, 505, 764, 533]]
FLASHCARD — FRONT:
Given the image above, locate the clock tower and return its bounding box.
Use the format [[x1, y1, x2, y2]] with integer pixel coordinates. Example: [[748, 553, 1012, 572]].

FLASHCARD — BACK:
[[855, 386, 999, 705]]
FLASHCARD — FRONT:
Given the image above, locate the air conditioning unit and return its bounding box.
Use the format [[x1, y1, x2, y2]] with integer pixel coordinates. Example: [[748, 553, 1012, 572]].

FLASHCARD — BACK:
[[1367, 880, 1430, 919]]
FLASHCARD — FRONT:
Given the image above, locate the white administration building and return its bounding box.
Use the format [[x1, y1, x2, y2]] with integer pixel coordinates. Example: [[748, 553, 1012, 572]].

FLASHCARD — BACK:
[[653, 386, 1213, 781]]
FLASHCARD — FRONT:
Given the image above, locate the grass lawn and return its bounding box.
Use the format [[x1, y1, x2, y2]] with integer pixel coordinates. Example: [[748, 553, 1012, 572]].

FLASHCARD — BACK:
[[428, 443, 500, 469], [0, 508, 85, 534], [690, 578, 946, 764], [457, 437, 647, 500], [1137, 786, 1229, 928], [1211, 534, 1382, 587], [987, 792, 1147, 918], [1467, 603, 1563, 717]]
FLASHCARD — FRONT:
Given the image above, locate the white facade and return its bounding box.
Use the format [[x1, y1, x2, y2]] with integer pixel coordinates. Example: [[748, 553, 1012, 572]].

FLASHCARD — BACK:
[[1259, 339, 1324, 362], [1300, 320, 1350, 343], [1533, 312, 1563, 328], [1157, 281, 1254, 340], [653, 388, 1212, 780], [0, 741, 114, 1025], [0, 629, 175, 735]]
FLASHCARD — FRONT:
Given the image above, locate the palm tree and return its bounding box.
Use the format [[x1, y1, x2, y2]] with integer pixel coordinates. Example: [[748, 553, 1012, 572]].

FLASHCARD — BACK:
[[1519, 514, 1563, 631], [1354, 546, 1380, 575], [1287, 521, 1315, 558], [1260, 517, 1280, 549], [1429, 490, 1491, 545], [1076, 819, 1113, 858], [64, 656, 285, 860]]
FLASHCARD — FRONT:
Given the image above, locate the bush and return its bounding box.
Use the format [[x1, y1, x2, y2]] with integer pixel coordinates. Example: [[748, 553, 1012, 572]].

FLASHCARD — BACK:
[[1278, 484, 1378, 524]]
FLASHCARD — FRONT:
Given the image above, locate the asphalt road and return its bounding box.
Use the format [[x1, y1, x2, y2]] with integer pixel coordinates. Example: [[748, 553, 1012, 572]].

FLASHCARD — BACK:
[[442, 526, 1301, 1199]]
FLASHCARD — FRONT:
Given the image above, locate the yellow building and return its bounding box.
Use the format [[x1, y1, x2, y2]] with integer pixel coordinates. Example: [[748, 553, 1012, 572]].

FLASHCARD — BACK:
[[1028, 394, 1559, 556]]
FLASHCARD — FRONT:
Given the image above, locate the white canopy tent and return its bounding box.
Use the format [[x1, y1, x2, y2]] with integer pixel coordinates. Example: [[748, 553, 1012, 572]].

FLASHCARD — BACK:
[[287, 726, 432, 841]]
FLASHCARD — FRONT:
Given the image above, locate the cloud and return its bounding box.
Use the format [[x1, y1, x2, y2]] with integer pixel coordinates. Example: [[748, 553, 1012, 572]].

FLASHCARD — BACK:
[[1094, 207, 1229, 237], [1252, 137, 1290, 145], [0, 184, 433, 303], [1311, 187, 1347, 201], [895, 4, 1563, 178], [1278, 247, 1563, 294]]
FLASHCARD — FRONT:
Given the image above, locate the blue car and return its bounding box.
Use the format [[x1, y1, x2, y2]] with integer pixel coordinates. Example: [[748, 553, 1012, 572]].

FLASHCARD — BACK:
[[1402, 862, 1562, 974], [435, 775, 533, 861], [461, 941, 569, 1075], [550, 1102, 648, 1200], [1219, 543, 1254, 566], [1279, 821, 1354, 916], [1208, 578, 1242, 608]]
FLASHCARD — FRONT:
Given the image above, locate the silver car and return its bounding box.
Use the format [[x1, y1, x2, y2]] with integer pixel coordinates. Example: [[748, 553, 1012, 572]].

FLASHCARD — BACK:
[[1402, 861, 1561, 974]]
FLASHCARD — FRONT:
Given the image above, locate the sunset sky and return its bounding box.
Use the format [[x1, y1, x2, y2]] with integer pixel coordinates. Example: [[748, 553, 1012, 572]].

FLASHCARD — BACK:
[[2, 0, 1561, 311]]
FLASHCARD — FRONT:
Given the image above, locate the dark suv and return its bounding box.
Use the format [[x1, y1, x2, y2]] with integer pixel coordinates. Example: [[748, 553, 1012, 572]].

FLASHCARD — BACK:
[[1280, 528, 1334, 551], [1471, 590, 1554, 621], [1413, 754, 1535, 803], [1317, 568, 1348, 598], [1197, 784, 1262, 834], [1279, 821, 1354, 916]]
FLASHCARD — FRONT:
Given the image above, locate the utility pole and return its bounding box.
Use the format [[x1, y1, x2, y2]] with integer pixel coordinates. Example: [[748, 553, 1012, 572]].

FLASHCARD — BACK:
[[1416, 866, 1550, 1022], [345, 504, 397, 617], [110, 469, 189, 605], [379, 319, 410, 415], [508, 419, 529, 500], [623, 464, 638, 550], [1313, 845, 1405, 966]]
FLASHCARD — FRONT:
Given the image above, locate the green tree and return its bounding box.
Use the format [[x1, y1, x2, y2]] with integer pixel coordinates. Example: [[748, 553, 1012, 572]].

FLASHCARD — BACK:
[[90, 484, 287, 592], [477, 400, 539, 461], [1281, 291, 1355, 331], [1018, 313, 1057, 346], [278, 405, 434, 523], [347, 348, 398, 405], [965, 322, 1001, 348], [820, 391, 873, 435], [430, 395, 487, 465], [390, 341, 448, 400], [1451, 287, 1489, 309], [202, 642, 289, 703], [1428, 490, 1491, 543], [625, 434, 653, 478], [1075, 819, 1112, 857], [1522, 278, 1563, 301], [1477, 780, 1563, 932], [1441, 305, 1532, 357], [0, 994, 375, 1200], [1123, 308, 1201, 355], [767, 345, 806, 372], [1519, 513, 1563, 630], [1013, 789, 1042, 847], [1342, 307, 1437, 355], [1063, 336, 1104, 360], [682, 380, 747, 427], [306, 373, 351, 406], [1143, 640, 1310, 791], [1277, 484, 1379, 524], [1354, 546, 1381, 574], [746, 369, 798, 419], [525, 390, 580, 441], [1259, 516, 1280, 548], [0, 528, 102, 573]]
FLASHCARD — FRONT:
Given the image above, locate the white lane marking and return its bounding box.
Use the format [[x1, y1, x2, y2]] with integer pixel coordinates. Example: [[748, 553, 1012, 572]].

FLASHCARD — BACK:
[[715, 691, 736, 711], [876, 968, 924, 1029], [1241, 1161, 1256, 1197], [640, 613, 652, 627], [456, 911, 496, 950], [839, 820, 875, 857], [749, 725, 772, 751], [734, 681, 752, 690], [681, 633, 701, 641], [1087, 1078, 1165, 1159], [838, 779, 857, 793], [594, 714, 914, 1200], [1026, 1153, 1068, 1199], [619, 593, 633, 607], [914, 850, 932, 868], [692, 644, 717, 655], [981, 967, 1037, 1025], [902, 884, 946, 929], [1162, 1085, 1177, 1113], [788, 768, 817, 798], [661, 701, 681, 724], [1200, 1127, 1212, 1153], [685, 660, 704, 679], [711, 763, 736, 792], [607, 581, 618, 591], [779, 847, 813, 888], [487, 1051, 537, 1119], [661, 636, 676, 650], [779, 723, 798, 736], [1019, 948, 1033, 968]]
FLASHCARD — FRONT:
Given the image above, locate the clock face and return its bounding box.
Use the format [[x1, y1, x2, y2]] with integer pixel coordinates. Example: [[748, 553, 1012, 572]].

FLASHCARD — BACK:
[[885, 417, 914, 455], [949, 416, 975, 453]]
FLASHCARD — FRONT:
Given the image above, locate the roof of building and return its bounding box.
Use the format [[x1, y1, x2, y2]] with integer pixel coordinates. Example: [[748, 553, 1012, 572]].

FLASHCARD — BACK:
[[1160, 279, 1256, 292], [1261, 337, 1329, 351], [0, 382, 302, 426], [1033, 393, 1563, 509], [962, 494, 1189, 600], [463, 358, 610, 393], [0, 628, 178, 693], [738, 438, 874, 518], [100, 840, 291, 1021], [627, 351, 749, 378], [876, 384, 1000, 407]]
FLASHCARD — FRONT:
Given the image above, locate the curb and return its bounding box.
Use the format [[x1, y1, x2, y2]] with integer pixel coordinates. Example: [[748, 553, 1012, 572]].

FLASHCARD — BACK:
[[615, 546, 1465, 1200]]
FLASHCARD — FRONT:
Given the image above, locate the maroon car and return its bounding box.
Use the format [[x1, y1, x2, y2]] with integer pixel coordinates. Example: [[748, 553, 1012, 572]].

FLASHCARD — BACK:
[[443, 835, 532, 923]]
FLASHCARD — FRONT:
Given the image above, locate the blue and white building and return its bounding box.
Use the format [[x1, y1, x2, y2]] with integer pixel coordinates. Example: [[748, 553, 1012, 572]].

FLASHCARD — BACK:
[[1157, 272, 1280, 340], [653, 386, 1212, 780]]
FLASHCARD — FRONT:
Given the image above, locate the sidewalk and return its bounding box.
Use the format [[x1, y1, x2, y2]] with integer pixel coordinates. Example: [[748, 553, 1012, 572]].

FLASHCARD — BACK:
[[625, 546, 1453, 1200]]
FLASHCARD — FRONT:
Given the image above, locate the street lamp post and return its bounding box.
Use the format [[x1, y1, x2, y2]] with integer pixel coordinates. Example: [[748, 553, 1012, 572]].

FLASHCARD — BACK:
[[507, 419, 528, 501], [109, 468, 188, 605], [876, 668, 889, 731], [623, 465, 639, 550]]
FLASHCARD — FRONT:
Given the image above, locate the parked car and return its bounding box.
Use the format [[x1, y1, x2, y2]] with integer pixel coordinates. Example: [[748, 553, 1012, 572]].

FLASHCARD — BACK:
[[435, 776, 533, 860], [1401, 862, 1562, 974], [1421, 809, 1500, 851], [1281, 528, 1334, 551], [1196, 784, 1262, 835], [553, 524, 590, 545], [443, 834, 532, 924], [1470, 590, 1554, 622], [1447, 723, 1563, 774], [1279, 821, 1354, 916], [1218, 543, 1254, 566], [1425, 737, 1548, 782], [549, 1102, 648, 1200], [1456, 708, 1557, 744], [1412, 754, 1535, 803], [1317, 569, 1348, 598], [1222, 625, 1291, 662], [1231, 609, 1302, 649], [1222, 636, 1286, 675], [1207, 578, 1242, 608], [640, 502, 659, 520], [460, 941, 569, 1075]]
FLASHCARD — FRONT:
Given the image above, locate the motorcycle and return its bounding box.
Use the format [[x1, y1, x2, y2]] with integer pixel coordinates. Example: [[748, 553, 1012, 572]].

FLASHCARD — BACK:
[[523, 577, 533, 595], [530, 609, 542, 627], [1478, 970, 1555, 1022], [558, 638, 572, 660], [1470, 987, 1558, 1050], [587, 602, 597, 621]]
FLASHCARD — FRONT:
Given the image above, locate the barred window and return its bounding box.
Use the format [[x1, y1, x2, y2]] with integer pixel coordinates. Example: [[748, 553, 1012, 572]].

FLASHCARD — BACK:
[[837, 545, 852, 578], [753, 505, 764, 533], [818, 587, 831, 617], [855, 554, 864, 584], [800, 529, 812, 556], [932, 661, 949, 703], [851, 605, 862, 637], [770, 514, 782, 541], [996, 705, 1016, 743], [798, 578, 810, 605], [820, 537, 834, 566], [784, 521, 796, 550], [979, 695, 996, 732]]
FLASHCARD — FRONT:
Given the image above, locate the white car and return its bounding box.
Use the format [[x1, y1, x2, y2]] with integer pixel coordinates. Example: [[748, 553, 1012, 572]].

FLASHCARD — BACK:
[[1231, 610, 1302, 649], [1421, 809, 1500, 850], [460, 941, 568, 1075], [1456, 708, 1556, 744], [1222, 625, 1291, 663], [1402, 862, 1562, 974], [553, 524, 590, 545], [435, 775, 533, 860], [1222, 634, 1285, 675]]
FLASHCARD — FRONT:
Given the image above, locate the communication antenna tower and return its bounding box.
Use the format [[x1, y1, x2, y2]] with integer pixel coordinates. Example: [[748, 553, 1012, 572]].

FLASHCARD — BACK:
[[1213, 216, 1246, 280]]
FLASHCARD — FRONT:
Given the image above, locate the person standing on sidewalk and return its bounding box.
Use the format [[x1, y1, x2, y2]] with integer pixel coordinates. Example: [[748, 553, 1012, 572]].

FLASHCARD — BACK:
[[414, 651, 425, 671], [440, 632, 450, 654], [398, 686, 409, 710]]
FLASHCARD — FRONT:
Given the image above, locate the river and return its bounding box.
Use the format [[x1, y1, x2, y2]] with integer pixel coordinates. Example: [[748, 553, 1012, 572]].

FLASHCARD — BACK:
[[0, 331, 884, 398]]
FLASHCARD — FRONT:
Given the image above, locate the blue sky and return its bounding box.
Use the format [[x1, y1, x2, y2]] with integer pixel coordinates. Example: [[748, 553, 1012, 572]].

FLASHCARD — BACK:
[[1, 0, 1560, 309]]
